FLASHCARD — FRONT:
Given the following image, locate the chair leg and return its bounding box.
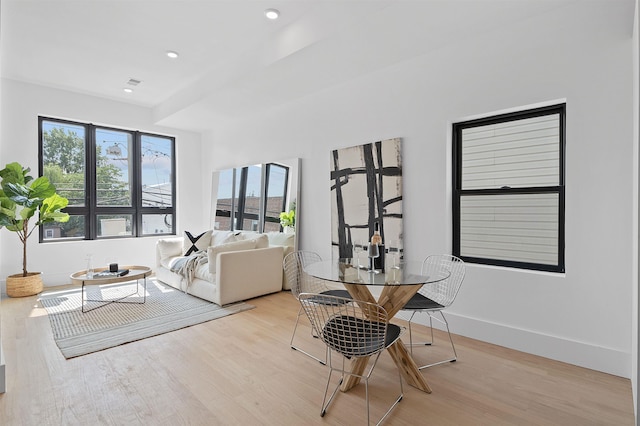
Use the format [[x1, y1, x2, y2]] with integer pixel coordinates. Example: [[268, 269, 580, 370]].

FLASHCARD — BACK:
[[320, 354, 343, 418], [290, 306, 327, 365], [417, 311, 458, 370], [407, 311, 416, 357], [373, 356, 404, 426], [428, 314, 435, 345], [319, 352, 403, 426], [407, 311, 433, 359]]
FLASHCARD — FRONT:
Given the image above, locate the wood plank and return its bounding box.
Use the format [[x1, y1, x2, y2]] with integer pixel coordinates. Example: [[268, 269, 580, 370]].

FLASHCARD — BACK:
[[0, 287, 634, 425]]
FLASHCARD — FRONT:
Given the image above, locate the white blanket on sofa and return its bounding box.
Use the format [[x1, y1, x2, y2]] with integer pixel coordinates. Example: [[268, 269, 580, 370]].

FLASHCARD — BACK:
[[170, 251, 208, 292]]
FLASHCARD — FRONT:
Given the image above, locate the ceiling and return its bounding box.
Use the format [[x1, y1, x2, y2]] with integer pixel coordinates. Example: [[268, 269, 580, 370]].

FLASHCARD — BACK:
[[1, 0, 635, 133]]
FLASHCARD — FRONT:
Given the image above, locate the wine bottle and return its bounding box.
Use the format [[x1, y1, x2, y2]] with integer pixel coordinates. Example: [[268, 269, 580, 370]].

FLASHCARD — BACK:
[[370, 222, 382, 245], [370, 222, 385, 272]]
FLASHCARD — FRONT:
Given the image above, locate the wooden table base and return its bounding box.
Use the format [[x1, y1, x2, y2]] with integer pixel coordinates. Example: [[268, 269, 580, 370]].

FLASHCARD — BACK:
[[342, 283, 432, 393]]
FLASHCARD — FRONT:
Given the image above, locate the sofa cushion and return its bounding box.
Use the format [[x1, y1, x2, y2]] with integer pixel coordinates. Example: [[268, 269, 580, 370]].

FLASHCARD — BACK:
[[267, 232, 295, 248], [211, 230, 242, 247], [267, 232, 295, 265], [162, 255, 187, 270], [231, 232, 269, 248], [194, 261, 214, 282], [184, 230, 212, 255], [157, 238, 183, 262], [252, 233, 269, 249], [207, 239, 257, 273], [232, 231, 255, 240]]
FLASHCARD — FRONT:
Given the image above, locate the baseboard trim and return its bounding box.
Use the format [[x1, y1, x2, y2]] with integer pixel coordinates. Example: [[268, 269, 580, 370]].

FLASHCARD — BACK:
[[397, 311, 630, 378]]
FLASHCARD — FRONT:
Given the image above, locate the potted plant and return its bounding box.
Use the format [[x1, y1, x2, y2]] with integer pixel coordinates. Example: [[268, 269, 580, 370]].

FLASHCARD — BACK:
[[0, 162, 70, 297], [279, 209, 295, 234]]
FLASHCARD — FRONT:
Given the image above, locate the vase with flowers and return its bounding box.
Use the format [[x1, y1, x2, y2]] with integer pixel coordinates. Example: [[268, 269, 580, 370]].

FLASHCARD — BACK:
[[279, 208, 295, 234]]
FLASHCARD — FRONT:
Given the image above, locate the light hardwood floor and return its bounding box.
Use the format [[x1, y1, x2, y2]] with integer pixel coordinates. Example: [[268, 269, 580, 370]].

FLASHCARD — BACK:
[[0, 288, 634, 425]]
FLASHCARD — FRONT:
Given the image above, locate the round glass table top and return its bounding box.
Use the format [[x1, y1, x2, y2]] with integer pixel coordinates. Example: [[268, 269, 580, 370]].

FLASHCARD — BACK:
[[304, 258, 449, 286]]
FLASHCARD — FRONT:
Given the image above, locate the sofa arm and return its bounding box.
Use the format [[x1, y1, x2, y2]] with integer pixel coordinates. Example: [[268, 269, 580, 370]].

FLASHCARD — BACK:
[[155, 237, 183, 266], [215, 246, 284, 306]]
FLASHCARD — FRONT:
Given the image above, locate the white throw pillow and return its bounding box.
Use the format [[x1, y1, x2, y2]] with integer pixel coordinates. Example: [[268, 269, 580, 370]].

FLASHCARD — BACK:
[[183, 230, 212, 256], [157, 238, 183, 261], [267, 232, 294, 261], [207, 238, 257, 273], [211, 230, 241, 247], [248, 233, 269, 249], [267, 232, 295, 247], [231, 232, 268, 248], [233, 231, 259, 241]]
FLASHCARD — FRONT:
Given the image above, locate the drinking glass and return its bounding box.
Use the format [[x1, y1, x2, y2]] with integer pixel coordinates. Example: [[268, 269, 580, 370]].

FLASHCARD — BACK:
[[86, 253, 94, 279], [367, 243, 379, 273], [388, 240, 400, 269], [354, 240, 365, 269]]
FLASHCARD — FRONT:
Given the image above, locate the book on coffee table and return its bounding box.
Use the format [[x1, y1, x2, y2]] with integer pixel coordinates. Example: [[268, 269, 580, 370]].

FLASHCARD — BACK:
[[94, 269, 130, 278]]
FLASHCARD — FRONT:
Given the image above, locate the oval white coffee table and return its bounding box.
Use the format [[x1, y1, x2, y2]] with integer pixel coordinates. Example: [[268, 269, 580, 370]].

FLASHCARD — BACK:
[[70, 265, 152, 313]]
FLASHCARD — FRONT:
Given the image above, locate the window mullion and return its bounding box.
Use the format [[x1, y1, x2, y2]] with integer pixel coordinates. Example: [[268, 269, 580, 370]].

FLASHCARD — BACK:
[[133, 131, 141, 237], [87, 125, 97, 240]]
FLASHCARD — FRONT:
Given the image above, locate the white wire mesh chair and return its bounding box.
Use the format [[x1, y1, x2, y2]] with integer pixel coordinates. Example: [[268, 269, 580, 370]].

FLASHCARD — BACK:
[[299, 293, 404, 426], [283, 251, 352, 364], [401, 254, 466, 369]]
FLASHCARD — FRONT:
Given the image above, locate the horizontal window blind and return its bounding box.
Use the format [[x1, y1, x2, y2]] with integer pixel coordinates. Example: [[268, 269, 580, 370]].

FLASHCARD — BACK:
[[461, 114, 560, 189], [459, 193, 559, 265]]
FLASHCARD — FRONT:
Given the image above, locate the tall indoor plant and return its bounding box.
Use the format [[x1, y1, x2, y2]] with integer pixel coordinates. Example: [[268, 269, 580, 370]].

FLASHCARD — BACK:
[[0, 162, 69, 297]]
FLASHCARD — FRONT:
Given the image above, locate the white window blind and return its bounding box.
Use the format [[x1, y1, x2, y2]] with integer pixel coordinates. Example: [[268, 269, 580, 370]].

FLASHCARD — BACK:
[[461, 114, 560, 190], [459, 193, 559, 265]]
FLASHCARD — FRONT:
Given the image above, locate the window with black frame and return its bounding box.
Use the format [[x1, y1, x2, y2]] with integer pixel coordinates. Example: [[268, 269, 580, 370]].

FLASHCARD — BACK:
[[214, 163, 288, 233], [452, 104, 565, 273], [39, 117, 175, 241]]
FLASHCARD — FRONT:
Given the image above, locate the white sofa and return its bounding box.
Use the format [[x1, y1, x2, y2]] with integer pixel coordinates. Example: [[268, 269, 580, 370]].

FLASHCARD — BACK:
[[155, 230, 293, 305]]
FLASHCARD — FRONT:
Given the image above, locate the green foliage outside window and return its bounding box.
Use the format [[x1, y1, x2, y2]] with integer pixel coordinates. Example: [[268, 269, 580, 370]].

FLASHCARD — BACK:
[[42, 127, 129, 238]]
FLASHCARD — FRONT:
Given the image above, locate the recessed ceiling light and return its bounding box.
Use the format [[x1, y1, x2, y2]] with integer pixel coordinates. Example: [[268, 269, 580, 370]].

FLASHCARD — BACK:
[[264, 8, 279, 20], [123, 88, 133, 93], [166, 50, 179, 59]]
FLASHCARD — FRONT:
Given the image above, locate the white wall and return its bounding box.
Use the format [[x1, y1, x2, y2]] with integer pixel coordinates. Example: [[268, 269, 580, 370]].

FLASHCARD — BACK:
[[204, 3, 634, 377], [0, 80, 204, 290]]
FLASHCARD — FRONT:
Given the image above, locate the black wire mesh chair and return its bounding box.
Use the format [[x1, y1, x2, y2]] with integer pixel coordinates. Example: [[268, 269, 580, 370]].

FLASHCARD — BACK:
[[283, 251, 352, 364], [299, 293, 405, 426], [401, 254, 466, 369]]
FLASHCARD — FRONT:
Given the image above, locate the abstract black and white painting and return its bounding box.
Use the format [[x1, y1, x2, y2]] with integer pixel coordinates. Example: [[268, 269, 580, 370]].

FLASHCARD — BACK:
[[330, 138, 403, 260]]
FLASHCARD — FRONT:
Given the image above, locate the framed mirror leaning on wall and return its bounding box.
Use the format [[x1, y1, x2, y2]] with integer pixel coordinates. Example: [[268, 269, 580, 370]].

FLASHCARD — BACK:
[[210, 157, 300, 251]]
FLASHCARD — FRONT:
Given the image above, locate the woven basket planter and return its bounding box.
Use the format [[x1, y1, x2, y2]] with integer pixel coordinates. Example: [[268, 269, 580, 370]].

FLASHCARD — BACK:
[[6, 272, 43, 297]]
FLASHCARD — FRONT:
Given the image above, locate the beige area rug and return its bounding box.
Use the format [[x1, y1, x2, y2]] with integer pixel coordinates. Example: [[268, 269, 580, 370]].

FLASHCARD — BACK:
[[40, 279, 254, 359]]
